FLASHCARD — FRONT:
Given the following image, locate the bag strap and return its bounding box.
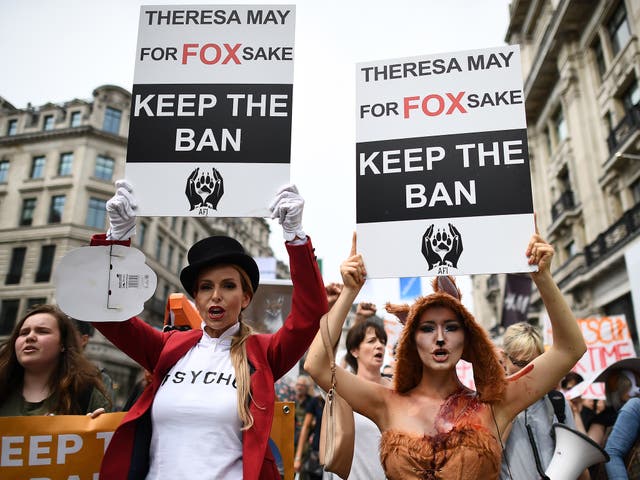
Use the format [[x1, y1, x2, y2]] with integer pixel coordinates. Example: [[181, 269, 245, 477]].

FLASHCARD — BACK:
[[319, 313, 338, 390]]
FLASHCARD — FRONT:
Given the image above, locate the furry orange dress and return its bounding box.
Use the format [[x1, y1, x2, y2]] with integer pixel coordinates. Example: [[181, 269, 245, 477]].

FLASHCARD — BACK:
[[379, 387, 501, 480]]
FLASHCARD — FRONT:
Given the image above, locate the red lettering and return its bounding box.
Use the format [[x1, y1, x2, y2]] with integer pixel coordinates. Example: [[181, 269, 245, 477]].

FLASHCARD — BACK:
[[181, 43, 199, 64]]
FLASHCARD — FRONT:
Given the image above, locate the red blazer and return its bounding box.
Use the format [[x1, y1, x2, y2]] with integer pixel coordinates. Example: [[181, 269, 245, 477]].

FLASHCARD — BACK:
[[91, 236, 327, 479]]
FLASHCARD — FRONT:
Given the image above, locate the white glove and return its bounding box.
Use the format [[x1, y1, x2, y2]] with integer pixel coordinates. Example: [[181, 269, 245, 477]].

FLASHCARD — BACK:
[[106, 180, 137, 240], [269, 184, 306, 242]]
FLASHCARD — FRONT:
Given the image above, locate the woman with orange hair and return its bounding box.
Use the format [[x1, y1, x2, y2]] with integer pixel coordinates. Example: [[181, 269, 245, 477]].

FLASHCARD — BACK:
[[304, 230, 586, 479]]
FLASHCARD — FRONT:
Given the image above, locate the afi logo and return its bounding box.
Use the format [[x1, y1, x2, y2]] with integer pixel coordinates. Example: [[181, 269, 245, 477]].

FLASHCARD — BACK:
[[185, 167, 224, 211], [421, 223, 463, 271]]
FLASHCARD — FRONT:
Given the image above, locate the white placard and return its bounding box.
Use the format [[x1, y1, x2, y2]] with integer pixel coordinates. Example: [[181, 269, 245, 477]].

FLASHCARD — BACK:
[[54, 246, 157, 322], [126, 5, 295, 217], [355, 45, 535, 277]]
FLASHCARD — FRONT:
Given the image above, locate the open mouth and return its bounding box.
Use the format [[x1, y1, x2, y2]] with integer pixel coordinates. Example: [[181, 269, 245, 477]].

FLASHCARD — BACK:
[[433, 349, 449, 361], [208, 306, 225, 319]]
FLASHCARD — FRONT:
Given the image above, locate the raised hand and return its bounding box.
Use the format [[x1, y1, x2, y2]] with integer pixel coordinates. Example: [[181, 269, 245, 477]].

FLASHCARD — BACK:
[[340, 232, 366, 290], [356, 302, 377, 319], [421, 224, 441, 270], [527, 218, 554, 276], [269, 184, 306, 241], [443, 223, 463, 268], [325, 282, 343, 308], [204, 167, 224, 209], [106, 180, 138, 240], [185, 168, 201, 211]]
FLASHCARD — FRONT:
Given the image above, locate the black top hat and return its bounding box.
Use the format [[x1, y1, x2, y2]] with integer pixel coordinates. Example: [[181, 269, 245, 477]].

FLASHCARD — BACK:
[[180, 236, 260, 298]]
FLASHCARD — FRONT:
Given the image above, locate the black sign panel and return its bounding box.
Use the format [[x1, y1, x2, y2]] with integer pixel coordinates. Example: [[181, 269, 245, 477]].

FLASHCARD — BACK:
[[127, 83, 293, 164], [356, 128, 532, 223]]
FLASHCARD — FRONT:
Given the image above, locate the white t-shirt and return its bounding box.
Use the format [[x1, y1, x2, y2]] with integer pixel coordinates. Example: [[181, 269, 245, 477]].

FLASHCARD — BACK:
[[349, 412, 386, 480], [146, 323, 243, 480]]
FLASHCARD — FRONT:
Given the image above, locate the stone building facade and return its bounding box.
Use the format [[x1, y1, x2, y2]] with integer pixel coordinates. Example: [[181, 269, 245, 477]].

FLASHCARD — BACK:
[[473, 0, 640, 350], [0, 85, 286, 405]]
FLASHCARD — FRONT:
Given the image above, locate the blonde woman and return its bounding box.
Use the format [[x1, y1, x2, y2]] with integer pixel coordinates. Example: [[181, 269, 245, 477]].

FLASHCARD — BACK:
[[88, 182, 327, 480], [499, 322, 588, 480]]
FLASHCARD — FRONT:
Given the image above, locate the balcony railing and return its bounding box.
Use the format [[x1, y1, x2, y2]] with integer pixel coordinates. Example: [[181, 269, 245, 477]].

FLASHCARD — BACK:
[[585, 202, 640, 265], [551, 190, 576, 222], [607, 104, 640, 154]]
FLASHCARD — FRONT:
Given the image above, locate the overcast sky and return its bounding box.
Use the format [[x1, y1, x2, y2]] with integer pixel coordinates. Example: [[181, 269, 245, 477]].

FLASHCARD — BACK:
[[1, 0, 513, 310]]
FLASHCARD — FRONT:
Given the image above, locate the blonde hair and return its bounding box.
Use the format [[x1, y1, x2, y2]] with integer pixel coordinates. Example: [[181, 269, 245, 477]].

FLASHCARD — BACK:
[[502, 322, 544, 361], [231, 321, 257, 430]]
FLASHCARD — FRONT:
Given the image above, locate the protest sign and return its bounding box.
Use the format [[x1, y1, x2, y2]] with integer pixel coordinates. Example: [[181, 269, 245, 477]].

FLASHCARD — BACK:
[[126, 5, 295, 216], [501, 273, 532, 327], [544, 314, 637, 398], [0, 412, 125, 480], [242, 279, 293, 333], [356, 45, 535, 278]]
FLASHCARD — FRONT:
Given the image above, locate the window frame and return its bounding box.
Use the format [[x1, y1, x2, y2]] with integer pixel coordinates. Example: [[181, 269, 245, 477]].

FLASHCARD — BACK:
[[48, 195, 66, 223], [30, 156, 46, 179], [20, 198, 37, 226], [43, 114, 55, 131], [94, 155, 115, 181], [103, 107, 122, 134], [58, 152, 74, 176], [86, 197, 107, 229], [35, 245, 56, 283], [6, 247, 26, 285]]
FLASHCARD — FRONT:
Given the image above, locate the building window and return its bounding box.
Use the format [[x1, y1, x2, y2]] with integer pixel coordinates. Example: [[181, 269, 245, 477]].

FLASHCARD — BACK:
[[86, 197, 107, 229], [20, 198, 37, 226], [31, 156, 46, 179], [138, 222, 147, 248], [553, 107, 567, 143], [167, 245, 174, 267], [26, 298, 47, 310], [94, 155, 115, 181], [608, 2, 632, 56], [632, 178, 640, 204], [177, 252, 184, 275], [0, 160, 9, 182], [103, 107, 122, 134], [58, 152, 73, 176], [35, 245, 56, 283], [156, 236, 164, 260], [181, 219, 187, 236], [163, 284, 170, 306], [70, 111, 82, 127], [0, 299, 20, 335], [593, 38, 607, 78], [565, 240, 577, 258], [6, 247, 26, 284], [48, 195, 65, 223], [43, 115, 55, 131], [622, 80, 640, 112], [7, 119, 17, 136]]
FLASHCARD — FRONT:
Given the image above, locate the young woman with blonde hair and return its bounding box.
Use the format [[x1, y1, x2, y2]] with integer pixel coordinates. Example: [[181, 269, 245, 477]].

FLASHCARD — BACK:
[[85, 182, 327, 480]]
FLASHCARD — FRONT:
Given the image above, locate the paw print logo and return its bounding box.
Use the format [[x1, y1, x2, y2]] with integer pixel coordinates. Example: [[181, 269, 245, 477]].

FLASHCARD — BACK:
[[432, 229, 453, 252], [195, 171, 214, 197], [421, 223, 463, 270], [185, 167, 224, 211]]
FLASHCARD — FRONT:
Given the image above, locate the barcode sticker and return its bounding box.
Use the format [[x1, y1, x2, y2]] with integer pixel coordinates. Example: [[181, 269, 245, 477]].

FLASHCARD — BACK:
[[116, 274, 150, 288]]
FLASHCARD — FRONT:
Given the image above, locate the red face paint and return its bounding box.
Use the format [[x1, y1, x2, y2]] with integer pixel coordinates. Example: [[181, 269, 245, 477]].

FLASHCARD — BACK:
[[507, 363, 534, 382]]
